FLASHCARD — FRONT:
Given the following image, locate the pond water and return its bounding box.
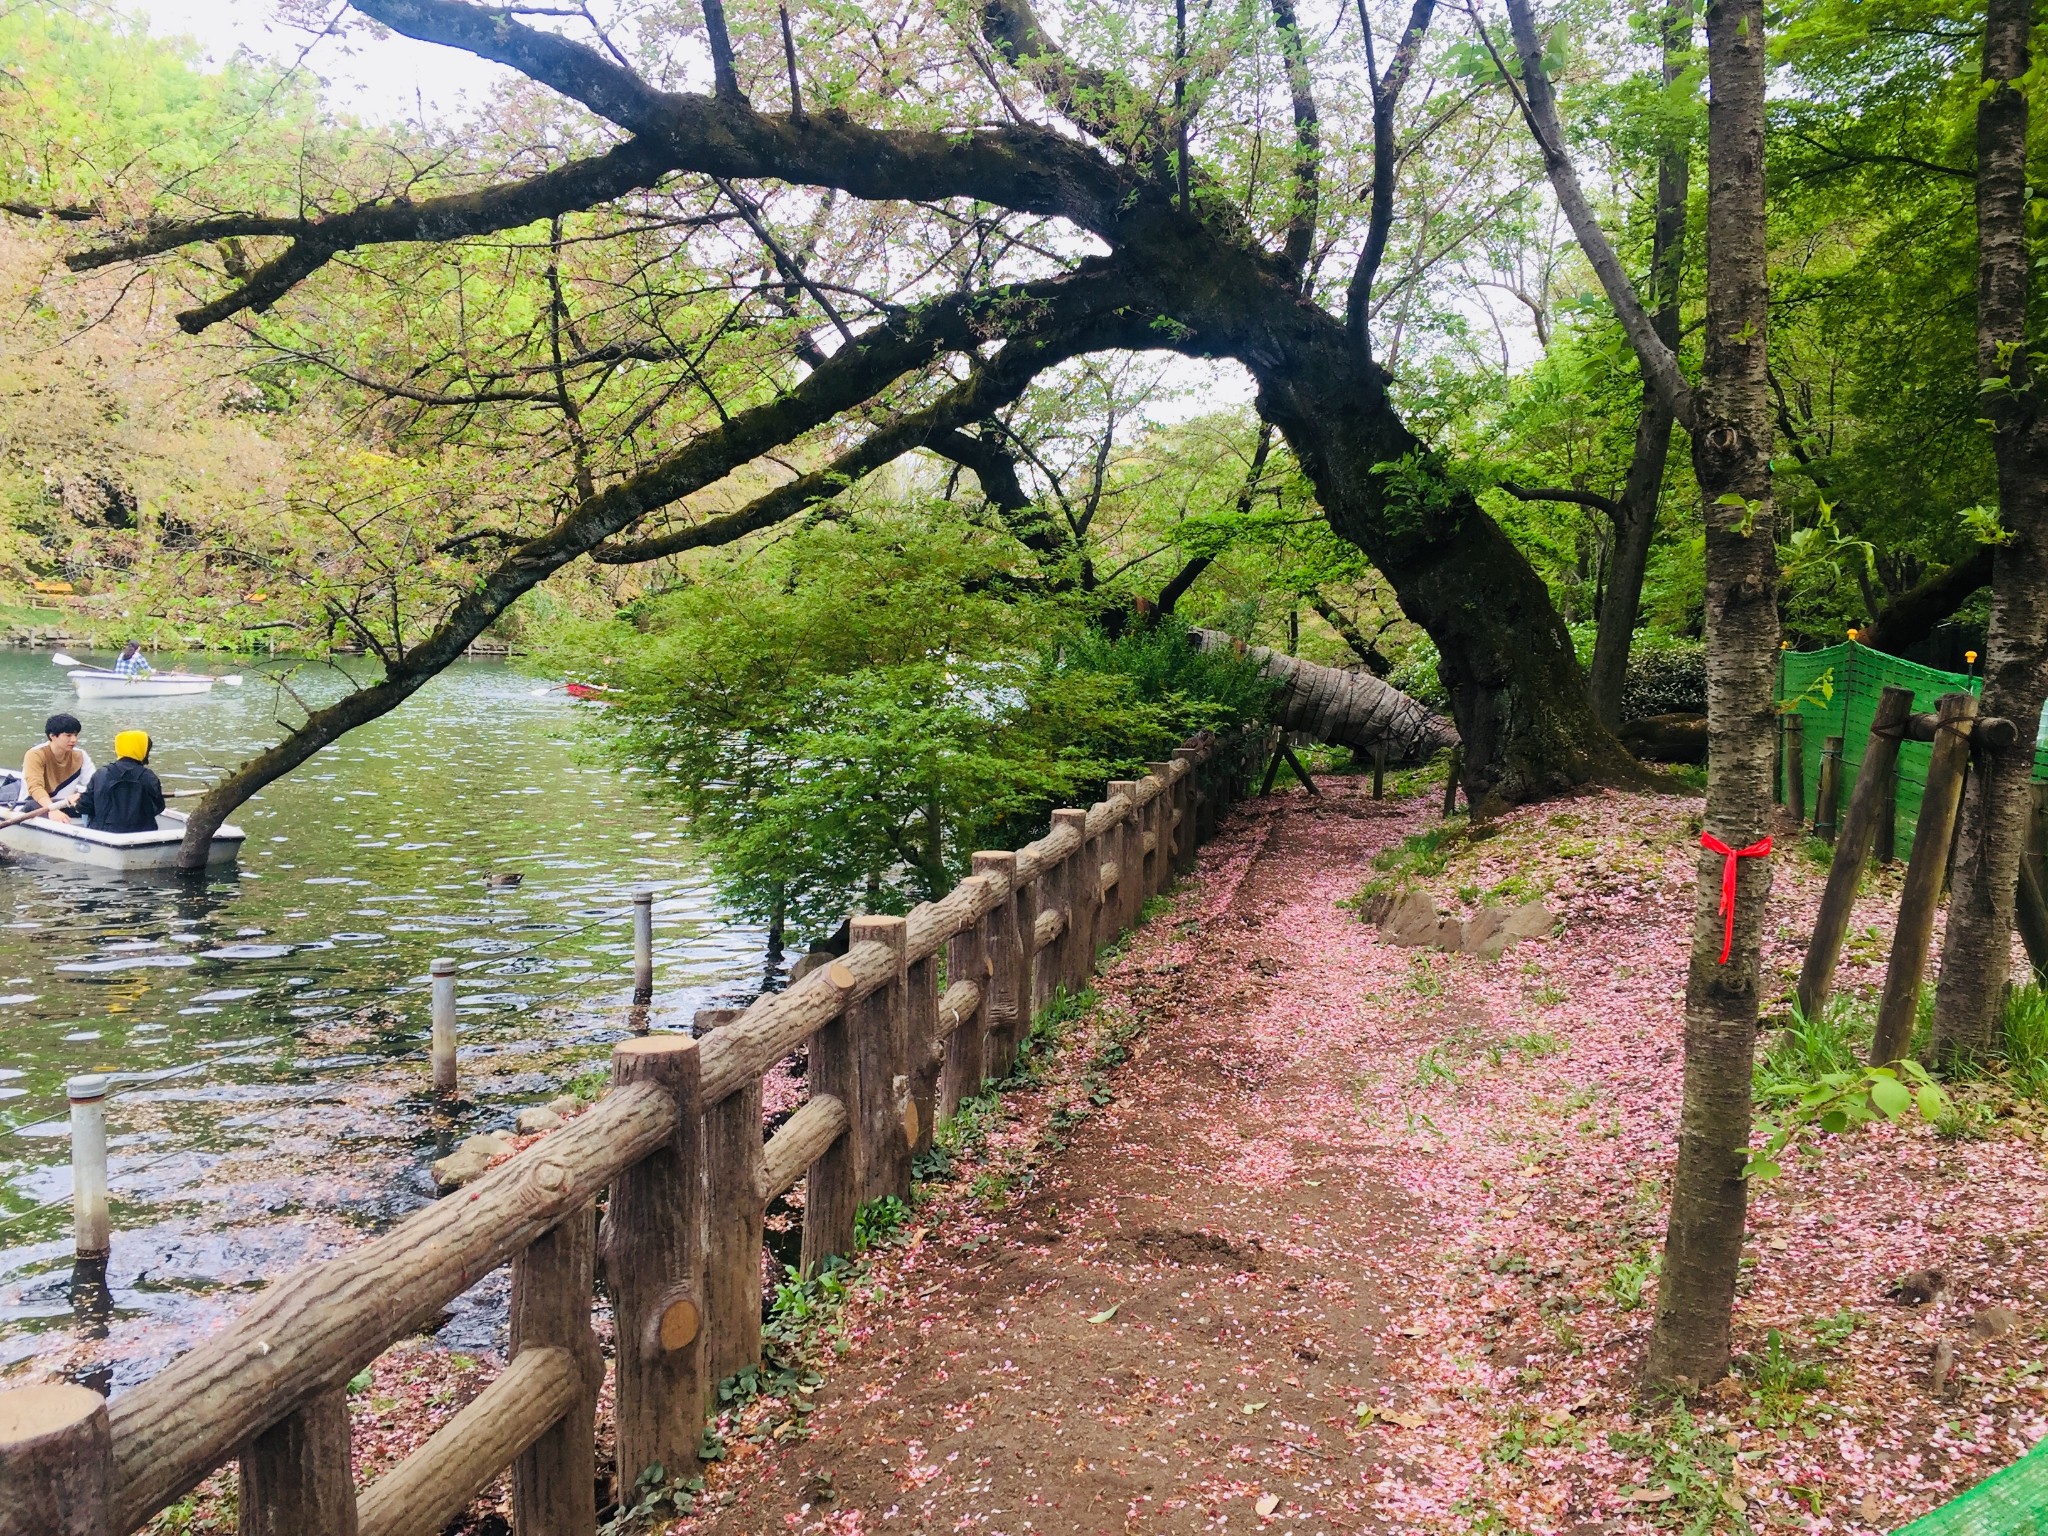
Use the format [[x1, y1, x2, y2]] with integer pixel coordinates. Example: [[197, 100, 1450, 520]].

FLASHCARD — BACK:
[[0, 649, 765, 1386]]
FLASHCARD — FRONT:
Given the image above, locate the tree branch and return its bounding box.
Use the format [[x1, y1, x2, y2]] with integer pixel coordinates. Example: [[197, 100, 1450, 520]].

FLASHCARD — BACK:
[[1348, 0, 1436, 351], [1492, 0, 1695, 428], [1500, 479, 1621, 519], [1268, 0, 1321, 278]]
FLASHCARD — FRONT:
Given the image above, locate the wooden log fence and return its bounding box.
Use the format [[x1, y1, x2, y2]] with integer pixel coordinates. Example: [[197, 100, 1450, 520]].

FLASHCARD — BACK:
[[0, 732, 1256, 1536]]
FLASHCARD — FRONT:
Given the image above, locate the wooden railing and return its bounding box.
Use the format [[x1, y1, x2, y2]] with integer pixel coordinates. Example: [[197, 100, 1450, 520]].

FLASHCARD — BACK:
[[0, 732, 1256, 1536]]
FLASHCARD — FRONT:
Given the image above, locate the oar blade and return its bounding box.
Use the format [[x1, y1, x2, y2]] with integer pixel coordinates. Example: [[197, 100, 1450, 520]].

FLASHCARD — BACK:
[[51, 653, 78, 667]]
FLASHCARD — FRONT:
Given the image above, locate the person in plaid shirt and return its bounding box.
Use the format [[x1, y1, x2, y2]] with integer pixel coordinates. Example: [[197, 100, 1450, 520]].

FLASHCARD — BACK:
[[113, 642, 154, 679]]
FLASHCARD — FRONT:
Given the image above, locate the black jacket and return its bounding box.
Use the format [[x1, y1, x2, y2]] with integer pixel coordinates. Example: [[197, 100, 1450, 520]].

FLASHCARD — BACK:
[[76, 758, 165, 835]]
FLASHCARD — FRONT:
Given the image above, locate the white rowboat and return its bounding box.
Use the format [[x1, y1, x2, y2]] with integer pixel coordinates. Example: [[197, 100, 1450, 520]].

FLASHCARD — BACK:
[[67, 669, 216, 700], [0, 808, 245, 870]]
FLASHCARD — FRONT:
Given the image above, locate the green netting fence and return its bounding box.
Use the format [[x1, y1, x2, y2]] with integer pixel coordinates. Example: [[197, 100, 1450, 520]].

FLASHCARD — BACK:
[[1897, 1437, 2048, 1533], [1778, 642, 2047, 851]]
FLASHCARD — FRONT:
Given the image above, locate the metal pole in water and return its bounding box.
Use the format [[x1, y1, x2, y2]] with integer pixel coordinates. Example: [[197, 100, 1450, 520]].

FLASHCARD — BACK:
[[68, 1075, 109, 1262], [430, 958, 459, 1096], [632, 887, 655, 1001]]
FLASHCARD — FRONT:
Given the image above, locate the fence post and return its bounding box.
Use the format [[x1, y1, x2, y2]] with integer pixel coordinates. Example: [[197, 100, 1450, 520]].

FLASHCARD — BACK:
[[1784, 716, 1806, 824], [511, 1203, 600, 1536], [1145, 764, 1175, 900], [1104, 782, 1141, 936], [605, 1034, 706, 1493], [801, 984, 861, 1274], [939, 880, 992, 1123], [848, 915, 911, 1206], [1170, 750, 1200, 873], [238, 1390, 358, 1536], [1052, 809, 1096, 991], [972, 852, 1024, 1078], [1872, 691, 1979, 1065], [430, 958, 458, 1096], [632, 887, 654, 1001], [1814, 735, 1844, 843], [905, 935, 940, 1161], [0, 1383, 109, 1536], [1797, 686, 1914, 1019], [702, 1063, 764, 1400], [68, 1075, 108, 1263]]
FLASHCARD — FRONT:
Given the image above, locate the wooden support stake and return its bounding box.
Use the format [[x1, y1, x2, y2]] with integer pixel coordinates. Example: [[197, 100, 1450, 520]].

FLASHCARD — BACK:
[[1796, 686, 1915, 1019], [430, 958, 458, 1095], [239, 1389, 358, 1536], [1784, 718, 1806, 824], [1258, 731, 1284, 796], [702, 1064, 765, 1398], [800, 993, 860, 1274], [1874, 754, 1899, 866], [1871, 691, 1979, 1065], [510, 1204, 599, 1536], [1373, 741, 1386, 800], [0, 1383, 110, 1536], [1814, 735, 1844, 844], [972, 852, 1024, 1079], [939, 883, 992, 1122], [1278, 741, 1319, 796], [1442, 749, 1463, 819], [847, 915, 911, 1205], [605, 1035, 705, 1495]]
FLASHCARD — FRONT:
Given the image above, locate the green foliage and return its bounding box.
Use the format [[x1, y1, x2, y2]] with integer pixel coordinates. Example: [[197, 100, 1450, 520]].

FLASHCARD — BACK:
[[1749, 998, 1951, 1180], [550, 512, 1269, 944], [1621, 638, 1707, 721], [601, 1463, 707, 1532], [1345, 823, 1466, 912], [854, 1196, 910, 1252], [1607, 1248, 1661, 1310], [2002, 983, 2048, 1099]]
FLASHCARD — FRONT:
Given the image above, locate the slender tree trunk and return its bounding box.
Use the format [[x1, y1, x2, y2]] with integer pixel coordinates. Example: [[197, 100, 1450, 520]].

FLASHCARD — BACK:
[[1645, 0, 1777, 1390], [1931, 0, 2048, 1065], [1587, 0, 1691, 730]]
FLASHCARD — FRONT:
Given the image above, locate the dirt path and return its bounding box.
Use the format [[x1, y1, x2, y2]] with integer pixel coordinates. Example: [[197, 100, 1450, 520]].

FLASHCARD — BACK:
[[681, 782, 1437, 1534], [665, 771, 2048, 1536]]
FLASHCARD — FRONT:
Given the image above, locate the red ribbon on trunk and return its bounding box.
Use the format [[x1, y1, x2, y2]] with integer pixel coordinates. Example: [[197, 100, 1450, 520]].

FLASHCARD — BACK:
[[1701, 832, 1771, 964]]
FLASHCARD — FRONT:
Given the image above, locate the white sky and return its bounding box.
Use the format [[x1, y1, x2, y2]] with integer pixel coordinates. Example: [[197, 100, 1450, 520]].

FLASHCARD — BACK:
[[128, 0, 517, 121]]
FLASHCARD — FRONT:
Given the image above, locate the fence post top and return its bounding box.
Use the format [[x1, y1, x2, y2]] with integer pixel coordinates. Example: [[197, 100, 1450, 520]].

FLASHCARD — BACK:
[[0, 1379, 106, 1440], [1050, 808, 1088, 827], [971, 849, 1018, 870], [632, 886, 655, 905], [429, 957, 458, 977], [850, 913, 908, 953], [66, 1074, 107, 1103]]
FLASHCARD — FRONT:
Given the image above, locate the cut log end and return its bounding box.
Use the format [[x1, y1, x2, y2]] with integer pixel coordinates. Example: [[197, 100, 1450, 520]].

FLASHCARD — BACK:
[[654, 1296, 700, 1355]]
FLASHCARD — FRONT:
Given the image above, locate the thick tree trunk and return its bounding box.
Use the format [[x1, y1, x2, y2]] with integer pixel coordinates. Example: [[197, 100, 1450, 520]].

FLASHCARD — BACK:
[[1191, 629, 1456, 759], [1587, 0, 1691, 730], [1645, 0, 1777, 1391], [1930, 0, 2048, 1066]]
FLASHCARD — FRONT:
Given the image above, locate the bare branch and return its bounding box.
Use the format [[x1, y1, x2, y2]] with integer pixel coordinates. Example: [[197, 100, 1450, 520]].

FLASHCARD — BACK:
[[1268, 0, 1320, 277], [1348, 0, 1436, 351], [1500, 479, 1621, 519]]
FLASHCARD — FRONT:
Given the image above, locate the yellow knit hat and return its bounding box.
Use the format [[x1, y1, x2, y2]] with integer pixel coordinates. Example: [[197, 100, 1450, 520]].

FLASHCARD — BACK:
[[114, 730, 150, 762]]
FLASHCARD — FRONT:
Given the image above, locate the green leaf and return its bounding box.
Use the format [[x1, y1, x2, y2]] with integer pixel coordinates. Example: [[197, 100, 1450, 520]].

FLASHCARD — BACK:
[[1088, 1304, 1120, 1324], [1749, 1159, 1782, 1181], [1916, 1083, 1951, 1121], [1819, 1108, 1849, 1134], [1870, 1076, 1913, 1120]]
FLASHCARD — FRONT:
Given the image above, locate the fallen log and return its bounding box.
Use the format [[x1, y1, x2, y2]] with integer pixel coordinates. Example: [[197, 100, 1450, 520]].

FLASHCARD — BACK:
[[1192, 630, 1457, 761]]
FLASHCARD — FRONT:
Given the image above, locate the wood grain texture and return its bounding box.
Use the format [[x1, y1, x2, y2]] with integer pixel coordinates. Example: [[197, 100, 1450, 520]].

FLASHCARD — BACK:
[[971, 852, 1023, 1080], [605, 1036, 705, 1495], [357, 1349, 578, 1536], [760, 1094, 849, 1202], [0, 1384, 109, 1536], [906, 953, 941, 1159], [704, 1071, 766, 1393], [848, 916, 911, 1205], [238, 1389, 357, 1536], [939, 902, 991, 1123], [107, 1083, 674, 1531], [510, 1204, 600, 1536], [802, 1005, 861, 1273]]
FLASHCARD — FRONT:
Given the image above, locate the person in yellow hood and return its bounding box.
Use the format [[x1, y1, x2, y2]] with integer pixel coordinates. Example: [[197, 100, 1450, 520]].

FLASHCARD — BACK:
[[73, 730, 165, 835]]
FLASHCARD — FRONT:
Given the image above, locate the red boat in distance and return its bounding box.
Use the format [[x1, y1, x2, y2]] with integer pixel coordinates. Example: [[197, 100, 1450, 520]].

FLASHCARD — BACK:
[[563, 681, 614, 701]]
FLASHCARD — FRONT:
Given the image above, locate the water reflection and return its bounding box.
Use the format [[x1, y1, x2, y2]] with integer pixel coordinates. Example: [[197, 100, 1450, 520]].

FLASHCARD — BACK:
[[0, 651, 761, 1386]]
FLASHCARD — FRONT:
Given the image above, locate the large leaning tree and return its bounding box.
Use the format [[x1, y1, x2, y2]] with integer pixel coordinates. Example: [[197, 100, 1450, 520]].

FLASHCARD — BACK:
[[62, 0, 1637, 867]]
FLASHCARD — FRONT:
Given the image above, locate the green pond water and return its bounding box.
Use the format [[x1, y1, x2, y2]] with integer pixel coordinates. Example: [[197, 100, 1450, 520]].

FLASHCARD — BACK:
[[0, 650, 764, 1386]]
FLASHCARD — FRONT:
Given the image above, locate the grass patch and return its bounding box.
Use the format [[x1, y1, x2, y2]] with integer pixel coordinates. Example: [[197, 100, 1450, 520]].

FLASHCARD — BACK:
[[2004, 982, 2048, 1099], [1755, 995, 1869, 1099], [1345, 823, 1468, 914]]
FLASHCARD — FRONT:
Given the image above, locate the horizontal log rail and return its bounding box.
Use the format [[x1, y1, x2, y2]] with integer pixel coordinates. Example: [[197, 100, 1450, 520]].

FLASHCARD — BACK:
[[0, 729, 1261, 1536]]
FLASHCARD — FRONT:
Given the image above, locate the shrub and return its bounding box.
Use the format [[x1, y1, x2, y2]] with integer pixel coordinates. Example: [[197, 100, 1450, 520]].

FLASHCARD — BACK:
[[1621, 638, 1706, 721]]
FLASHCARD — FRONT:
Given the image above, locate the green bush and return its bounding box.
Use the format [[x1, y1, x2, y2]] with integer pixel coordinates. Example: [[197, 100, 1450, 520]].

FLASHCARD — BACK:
[[1621, 638, 1706, 721]]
